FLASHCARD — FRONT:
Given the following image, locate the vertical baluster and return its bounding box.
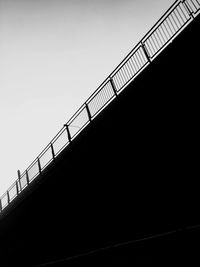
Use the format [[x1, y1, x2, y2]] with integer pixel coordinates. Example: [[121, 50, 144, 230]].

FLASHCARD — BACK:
[[7, 191, 10, 204], [0, 199, 2, 212], [110, 77, 118, 97], [38, 158, 42, 175], [51, 143, 56, 160], [85, 103, 92, 122], [26, 170, 30, 185], [17, 170, 22, 192], [64, 124, 72, 143], [141, 42, 151, 63], [16, 181, 19, 196]]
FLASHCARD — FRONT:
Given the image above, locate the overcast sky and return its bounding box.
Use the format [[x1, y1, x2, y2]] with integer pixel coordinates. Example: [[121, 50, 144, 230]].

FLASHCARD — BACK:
[[0, 0, 174, 196]]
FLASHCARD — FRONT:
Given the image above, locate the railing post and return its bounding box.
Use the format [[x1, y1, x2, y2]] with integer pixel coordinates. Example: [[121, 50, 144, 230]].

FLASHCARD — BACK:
[[38, 157, 42, 174], [0, 199, 2, 212], [51, 143, 56, 160], [183, 0, 194, 18], [141, 42, 151, 63], [17, 170, 22, 192], [16, 181, 19, 196], [110, 77, 118, 97], [85, 103, 92, 122], [64, 124, 72, 143], [26, 170, 30, 185], [7, 191, 10, 204]]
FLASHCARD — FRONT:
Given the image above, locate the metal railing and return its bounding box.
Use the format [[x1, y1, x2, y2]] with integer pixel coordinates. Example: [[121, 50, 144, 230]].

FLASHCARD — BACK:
[[0, 0, 199, 213]]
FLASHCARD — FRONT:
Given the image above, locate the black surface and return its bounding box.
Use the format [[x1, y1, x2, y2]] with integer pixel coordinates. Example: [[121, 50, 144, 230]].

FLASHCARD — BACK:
[[0, 14, 199, 266]]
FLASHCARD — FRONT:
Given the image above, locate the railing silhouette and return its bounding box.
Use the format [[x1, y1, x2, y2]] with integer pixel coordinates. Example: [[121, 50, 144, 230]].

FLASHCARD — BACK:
[[0, 0, 199, 213]]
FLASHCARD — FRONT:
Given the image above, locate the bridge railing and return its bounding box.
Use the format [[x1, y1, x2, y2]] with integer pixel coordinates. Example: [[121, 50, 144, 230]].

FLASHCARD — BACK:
[[0, 0, 199, 213]]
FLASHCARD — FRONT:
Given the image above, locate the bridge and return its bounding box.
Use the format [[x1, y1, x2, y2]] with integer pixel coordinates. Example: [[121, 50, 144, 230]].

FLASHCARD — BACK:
[[0, 0, 200, 265]]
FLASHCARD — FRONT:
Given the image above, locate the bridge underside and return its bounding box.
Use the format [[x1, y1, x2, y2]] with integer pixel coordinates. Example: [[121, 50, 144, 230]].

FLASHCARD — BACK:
[[0, 13, 199, 266]]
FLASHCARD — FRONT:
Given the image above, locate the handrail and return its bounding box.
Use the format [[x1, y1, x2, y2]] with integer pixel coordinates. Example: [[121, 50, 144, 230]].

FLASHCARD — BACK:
[[1, 0, 199, 213]]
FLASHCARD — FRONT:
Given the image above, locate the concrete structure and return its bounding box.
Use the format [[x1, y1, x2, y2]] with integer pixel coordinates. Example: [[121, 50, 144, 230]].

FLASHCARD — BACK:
[[0, 9, 199, 266]]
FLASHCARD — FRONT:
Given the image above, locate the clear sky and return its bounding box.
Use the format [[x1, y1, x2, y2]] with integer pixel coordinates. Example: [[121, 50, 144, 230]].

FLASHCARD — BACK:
[[0, 0, 174, 196]]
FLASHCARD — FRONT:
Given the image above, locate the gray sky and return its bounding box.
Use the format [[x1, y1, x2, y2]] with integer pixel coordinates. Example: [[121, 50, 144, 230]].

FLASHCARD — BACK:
[[0, 0, 174, 195]]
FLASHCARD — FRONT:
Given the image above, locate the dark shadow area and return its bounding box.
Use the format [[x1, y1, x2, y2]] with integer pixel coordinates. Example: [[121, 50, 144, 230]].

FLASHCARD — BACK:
[[0, 14, 199, 266], [36, 226, 200, 265]]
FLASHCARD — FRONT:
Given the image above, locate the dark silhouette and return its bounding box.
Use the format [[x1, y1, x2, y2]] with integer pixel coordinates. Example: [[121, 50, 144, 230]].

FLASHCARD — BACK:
[[0, 1, 200, 265]]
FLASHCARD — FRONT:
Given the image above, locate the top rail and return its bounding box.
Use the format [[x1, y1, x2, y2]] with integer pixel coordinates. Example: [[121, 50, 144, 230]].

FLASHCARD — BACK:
[[0, 0, 199, 213]]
